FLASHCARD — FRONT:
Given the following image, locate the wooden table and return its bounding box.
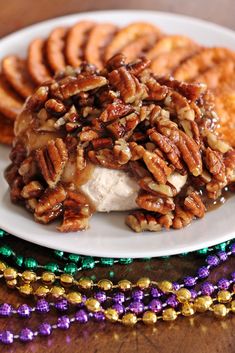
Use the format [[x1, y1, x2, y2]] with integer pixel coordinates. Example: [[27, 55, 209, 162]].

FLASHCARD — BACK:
[[0, 1, 235, 352]]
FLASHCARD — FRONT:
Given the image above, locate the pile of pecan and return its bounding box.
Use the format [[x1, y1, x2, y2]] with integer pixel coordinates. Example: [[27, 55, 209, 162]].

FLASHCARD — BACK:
[[5, 54, 235, 232]]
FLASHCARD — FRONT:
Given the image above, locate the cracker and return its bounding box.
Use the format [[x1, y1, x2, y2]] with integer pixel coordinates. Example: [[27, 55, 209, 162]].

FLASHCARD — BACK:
[[65, 21, 95, 67], [121, 33, 158, 63], [28, 38, 52, 84], [174, 47, 235, 82], [2, 55, 35, 98], [46, 27, 68, 73], [146, 35, 198, 60], [216, 89, 235, 146], [0, 113, 14, 145], [150, 47, 200, 76], [104, 22, 161, 61], [0, 74, 23, 120], [84, 23, 117, 69]]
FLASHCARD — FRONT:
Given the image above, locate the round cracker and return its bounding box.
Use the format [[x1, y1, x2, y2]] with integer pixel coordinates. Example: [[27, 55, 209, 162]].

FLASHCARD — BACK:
[[0, 113, 14, 145], [0, 74, 23, 120], [28, 38, 52, 84], [46, 27, 68, 73], [2, 55, 35, 98], [150, 47, 200, 76], [84, 23, 117, 69], [65, 21, 95, 68], [104, 22, 161, 61], [146, 35, 199, 60], [174, 47, 235, 82], [193, 59, 235, 90], [216, 89, 235, 146], [121, 33, 158, 63]]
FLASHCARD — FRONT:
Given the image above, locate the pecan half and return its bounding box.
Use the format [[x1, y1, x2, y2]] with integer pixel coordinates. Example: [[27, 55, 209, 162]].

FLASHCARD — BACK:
[[88, 149, 126, 169], [173, 205, 193, 229], [136, 192, 175, 214], [26, 86, 49, 112], [113, 139, 131, 164], [79, 127, 100, 142], [106, 112, 139, 140], [139, 177, 176, 197], [184, 191, 205, 218], [60, 75, 107, 99], [58, 191, 91, 232], [21, 181, 44, 199], [99, 99, 133, 123], [126, 212, 162, 232], [129, 142, 145, 161], [36, 138, 68, 187], [148, 128, 184, 171], [143, 150, 172, 184], [164, 91, 195, 121], [108, 66, 147, 104], [204, 147, 225, 182], [145, 77, 168, 101], [45, 98, 66, 116], [35, 184, 66, 218]]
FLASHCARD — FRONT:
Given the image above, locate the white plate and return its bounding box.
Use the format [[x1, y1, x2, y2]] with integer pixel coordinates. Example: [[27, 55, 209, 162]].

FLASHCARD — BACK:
[[0, 10, 235, 258]]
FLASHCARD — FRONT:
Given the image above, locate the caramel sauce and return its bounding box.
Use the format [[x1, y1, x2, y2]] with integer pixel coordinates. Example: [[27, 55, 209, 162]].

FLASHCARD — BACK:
[[205, 187, 234, 212]]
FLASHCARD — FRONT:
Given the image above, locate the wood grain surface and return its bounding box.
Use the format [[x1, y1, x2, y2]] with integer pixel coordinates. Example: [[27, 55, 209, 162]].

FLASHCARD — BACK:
[[0, 1, 235, 352]]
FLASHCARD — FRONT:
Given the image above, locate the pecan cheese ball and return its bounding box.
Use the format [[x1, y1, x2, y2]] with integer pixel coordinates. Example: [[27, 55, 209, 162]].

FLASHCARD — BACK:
[[5, 55, 235, 232]]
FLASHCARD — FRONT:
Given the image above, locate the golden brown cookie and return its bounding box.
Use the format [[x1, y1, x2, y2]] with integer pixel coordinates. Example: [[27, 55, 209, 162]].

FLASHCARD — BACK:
[[46, 27, 68, 73], [121, 33, 159, 63], [2, 55, 35, 98], [150, 47, 200, 76], [216, 89, 235, 146], [104, 22, 161, 61], [65, 21, 95, 67], [146, 35, 198, 60], [28, 38, 52, 84], [174, 47, 235, 82], [0, 74, 23, 120], [0, 113, 14, 145]]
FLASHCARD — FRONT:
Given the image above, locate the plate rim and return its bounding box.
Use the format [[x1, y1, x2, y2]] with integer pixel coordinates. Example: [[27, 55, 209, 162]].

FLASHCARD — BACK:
[[0, 10, 235, 258]]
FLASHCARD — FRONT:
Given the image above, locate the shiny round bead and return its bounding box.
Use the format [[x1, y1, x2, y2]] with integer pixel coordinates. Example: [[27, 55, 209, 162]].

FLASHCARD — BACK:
[[24, 257, 38, 270], [55, 299, 68, 312], [129, 301, 144, 314], [82, 257, 95, 269], [0, 229, 5, 237], [158, 281, 173, 293], [162, 308, 177, 321], [119, 258, 133, 265], [41, 272, 56, 285], [38, 322, 52, 336], [113, 292, 125, 303], [183, 276, 196, 287], [217, 278, 230, 290], [50, 286, 65, 299], [105, 308, 119, 322], [118, 279, 132, 291], [217, 290, 232, 303], [17, 304, 31, 318], [3, 267, 17, 280], [182, 302, 195, 316], [112, 303, 125, 315], [100, 258, 114, 266], [0, 303, 12, 317], [148, 299, 162, 313], [176, 288, 191, 303], [0, 245, 12, 257], [66, 292, 82, 305], [122, 313, 137, 326], [44, 262, 59, 273], [143, 311, 157, 325], [6, 279, 17, 288], [150, 287, 162, 298], [57, 315, 70, 330], [231, 300, 235, 313], [0, 330, 14, 344], [166, 295, 179, 308], [194, 296, 213, 312], [201, 282, 215, 296], [229, 243, 235, 254], [0, 261, 7, 272], [77, 277, 93, 290], [60, 273, 74, 287], [35, 286, 50, 298], [98, 279, 113, 291], [136, 277, 151, 290], [131, 289, 144, 301], [68, 254, 80, 263], [19, 328, 34, 342], [19, 284, 33, 296], [213, 304, 227, 317], [64, 263, 78, 275], [94, 291, 106, 303], [197, 266, 209, 279], [75, 309, 88, 323], [85, 298, 101, 312], [21, 270, 36, 283], [54, 250, 64, 259], [206, 255, 219, 267]]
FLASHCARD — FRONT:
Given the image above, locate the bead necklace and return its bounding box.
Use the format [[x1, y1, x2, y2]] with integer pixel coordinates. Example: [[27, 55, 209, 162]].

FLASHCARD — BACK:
[[0, 270, 234, 319], [0, 243, 234, 299], [0, 229, 232, 275], [1, 295, 235, 344]]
